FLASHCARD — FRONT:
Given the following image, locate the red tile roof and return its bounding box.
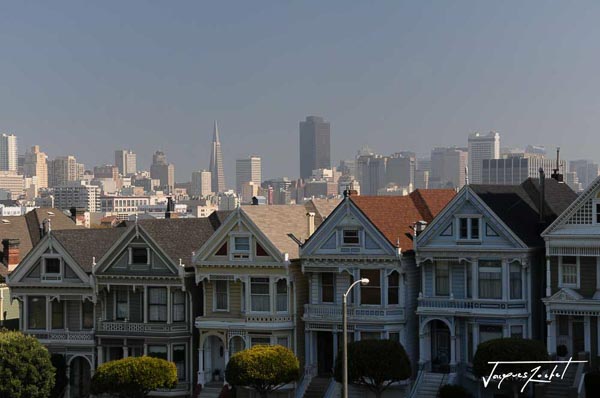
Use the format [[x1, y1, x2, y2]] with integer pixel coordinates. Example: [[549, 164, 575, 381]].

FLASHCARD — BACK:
[[350, 189, 456, 250]]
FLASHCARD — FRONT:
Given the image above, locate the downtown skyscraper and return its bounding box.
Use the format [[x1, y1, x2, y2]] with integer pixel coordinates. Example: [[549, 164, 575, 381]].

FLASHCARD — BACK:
[[0, 133, 18, 172], [209, 121, 226, 193], [299, 116, 331, 180]]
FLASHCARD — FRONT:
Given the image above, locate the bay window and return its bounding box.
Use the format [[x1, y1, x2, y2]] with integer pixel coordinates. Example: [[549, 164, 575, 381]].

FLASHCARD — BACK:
[[82, 301, 94, 329], [360, 269, 381, 305], [276, 280, 288, 312], [509, 262, 522, 299], [250, 278, 270, 312], [321, 273, 335, 303], [560, 256, 578, 287], [172, 290, 186, 321], [51, 300, 64, 329], [173, 344, 186, 381], [479, 260, 502, 299], [28, 296, 46, 329], [214, 280, 228, 311], [116, 288, 128, 320], [148, 287, 167, 322], [435, 261, 450, 296], [388, 272, 400, 305]]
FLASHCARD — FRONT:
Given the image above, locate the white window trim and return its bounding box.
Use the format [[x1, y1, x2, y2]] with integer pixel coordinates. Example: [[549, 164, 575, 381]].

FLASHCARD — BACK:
[[230, 233, 252, 261], [455, 215, 483, 243], [477, 259, 503, 300], [41, 255, 63, 282], [359, 269, 383, 306], [213, 280, 229, 312], [275, 279, 289, 314], [128, 247, 150, 265], [558, 256, 580, 288], [249, 276, 271, 313], [341, 228, 361, 247]]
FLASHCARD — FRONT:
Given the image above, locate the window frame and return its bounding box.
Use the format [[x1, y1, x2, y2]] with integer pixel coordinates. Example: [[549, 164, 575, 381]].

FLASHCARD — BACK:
[[172, 290, 186, 322], [509, 262, 523, 300], [115, 288, 129, 321], [558, 256, 580, 288], [250, 277, 271, 313], [213, 280, 229, 312], [320, 273, 335, 304], [147, 345, 168, 360], [51, 300, 64, 330], [172, 344, 187, 382], [455, 215, 483, 243], [276, 279, 288, 313], [27, 296, 47, 330], [360, 269, 381, 306], [41, 255, 63, 282], [434, 261, 450, 297], [593, 200, 600, 224], [129, 247, 150, 265], [387, 271, 400, 305], [478, 260, 502, 299], [148, 287, 168, 322], [230, 234, 252, 261], [342, 229, 360, 246]]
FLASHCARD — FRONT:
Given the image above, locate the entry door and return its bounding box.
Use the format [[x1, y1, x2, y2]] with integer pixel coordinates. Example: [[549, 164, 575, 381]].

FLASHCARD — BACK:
[[431, 321, 450, 372], [317, 332, 334, 376], [572, 319, 585, 355]]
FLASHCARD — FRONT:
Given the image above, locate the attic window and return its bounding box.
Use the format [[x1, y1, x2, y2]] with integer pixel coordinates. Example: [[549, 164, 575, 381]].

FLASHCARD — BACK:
[[342, 229, 360, 245], [45, 258, 61, 274], [131, 248, 149, 264]]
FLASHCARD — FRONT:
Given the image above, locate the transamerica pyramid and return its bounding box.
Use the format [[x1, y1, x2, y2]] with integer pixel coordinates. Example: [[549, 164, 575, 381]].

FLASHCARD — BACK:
[[209, 120, 226, 193]]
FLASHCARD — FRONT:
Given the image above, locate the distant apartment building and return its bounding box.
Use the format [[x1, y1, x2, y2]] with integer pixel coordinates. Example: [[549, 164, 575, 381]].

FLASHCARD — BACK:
[[430, 147, 468, 189], [0, 134, 18, 172], [114, 149, 137, 176], [48, 156, 84, 187], [482, 154, 567, 185], [54, 181, 101, 212], [150, 151, 175, 193], [235, 156, 261, 194], [23, 145, 48, 189], [240, 181, 260, 203], [100, 195, 150, 218], [414, 169, 429, 189], [263, 177, 293, 204], [0, 172, 24, 199], [570, 159, 599, 190], [386, 152, 416, 188], [468, 131, 500, 184], [191, 170, 212, 198], [299, 116, 331, 179], [93, 165, 119, 180], [356, 154, 388, 195]]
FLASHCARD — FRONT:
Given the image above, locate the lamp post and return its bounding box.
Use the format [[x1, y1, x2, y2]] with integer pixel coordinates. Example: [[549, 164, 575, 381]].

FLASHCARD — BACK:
[[342, 277, 369, 398]]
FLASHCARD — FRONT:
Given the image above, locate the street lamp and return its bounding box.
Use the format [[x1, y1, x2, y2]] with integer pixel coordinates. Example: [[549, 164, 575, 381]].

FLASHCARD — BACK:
[[342, 277, 369, 398]]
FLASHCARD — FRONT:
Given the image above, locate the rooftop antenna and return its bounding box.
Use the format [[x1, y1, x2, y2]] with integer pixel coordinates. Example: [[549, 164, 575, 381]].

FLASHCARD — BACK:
[[551, 147, 564, 182]]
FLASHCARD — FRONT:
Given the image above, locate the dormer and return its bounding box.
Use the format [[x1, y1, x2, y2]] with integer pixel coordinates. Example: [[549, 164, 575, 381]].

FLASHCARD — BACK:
[[41, 254, 63, 282]]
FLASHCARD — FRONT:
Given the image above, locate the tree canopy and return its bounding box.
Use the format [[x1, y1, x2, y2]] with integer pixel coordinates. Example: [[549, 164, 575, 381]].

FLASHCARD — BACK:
[[0, 330, 55, 398], [91, 356, 178, 398], [225, 345, 300, 398], [334, 339, 411, 398]]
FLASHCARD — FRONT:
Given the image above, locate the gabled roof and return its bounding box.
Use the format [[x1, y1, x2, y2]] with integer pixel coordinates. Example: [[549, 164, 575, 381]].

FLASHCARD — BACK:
[[350, 189, 456, 250], [471, 178, 576, 246], [0, 208, 81, 277], [241, 200, 340, 258]]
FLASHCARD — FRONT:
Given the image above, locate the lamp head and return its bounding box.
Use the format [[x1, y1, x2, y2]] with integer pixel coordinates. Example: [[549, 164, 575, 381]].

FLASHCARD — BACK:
[[360, 278, 370, 285]]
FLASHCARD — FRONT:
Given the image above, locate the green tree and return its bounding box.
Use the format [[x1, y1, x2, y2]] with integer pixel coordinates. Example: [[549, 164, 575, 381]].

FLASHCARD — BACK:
[[225, 345, 300, 398], [334, 339, 411, 398], [91, 356, 178, 398], [0, 330, 55, 398], [473, 338, 548, 398]]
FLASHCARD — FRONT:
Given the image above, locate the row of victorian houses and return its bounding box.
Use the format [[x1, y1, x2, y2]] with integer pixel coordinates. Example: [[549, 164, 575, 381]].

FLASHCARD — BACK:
[[3, 173, 600, 397]]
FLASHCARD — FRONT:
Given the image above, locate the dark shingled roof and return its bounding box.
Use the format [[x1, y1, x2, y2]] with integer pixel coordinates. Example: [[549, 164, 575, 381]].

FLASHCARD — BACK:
[[0, 208, 81, 277], [471, 178, 577, 247]]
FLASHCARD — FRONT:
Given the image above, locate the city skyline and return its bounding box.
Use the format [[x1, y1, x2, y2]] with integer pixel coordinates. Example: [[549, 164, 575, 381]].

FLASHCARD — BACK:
[[4, 2, 600, 182]]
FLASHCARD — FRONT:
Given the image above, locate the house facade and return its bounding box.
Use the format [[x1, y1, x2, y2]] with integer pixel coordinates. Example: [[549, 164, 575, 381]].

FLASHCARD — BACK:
[[192, 201, 338, 395], [413, 179, 576, 394], [542, 175, 600, 366], [299, 190, 455, 394]]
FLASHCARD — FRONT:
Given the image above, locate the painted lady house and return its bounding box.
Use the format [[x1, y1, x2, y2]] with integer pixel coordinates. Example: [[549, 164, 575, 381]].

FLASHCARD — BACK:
[[542, 175, 600, 380], [411, 177, 575, 396], [192, 200, 338, 396], [299, 189, 455, 396]]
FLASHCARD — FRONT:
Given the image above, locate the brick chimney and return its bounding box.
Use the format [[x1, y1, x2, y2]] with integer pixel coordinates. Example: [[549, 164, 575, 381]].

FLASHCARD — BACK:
[[2, 239, 20, 272]]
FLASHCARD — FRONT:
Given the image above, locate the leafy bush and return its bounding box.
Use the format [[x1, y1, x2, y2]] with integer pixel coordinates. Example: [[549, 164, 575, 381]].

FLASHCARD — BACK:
[[334, 339, 411, 398], [225, 345, 300, 398], [91, 356, 177, 398], [439, 384, 472, 398], [473, 338, 548, 378], [0, 330, 55, 398], [585, 371, 600, 397]]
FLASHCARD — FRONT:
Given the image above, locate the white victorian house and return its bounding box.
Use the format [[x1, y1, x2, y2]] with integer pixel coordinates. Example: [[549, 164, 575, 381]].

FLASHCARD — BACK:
[[299, 190, 455, 396], [413, 178, 576, 396]]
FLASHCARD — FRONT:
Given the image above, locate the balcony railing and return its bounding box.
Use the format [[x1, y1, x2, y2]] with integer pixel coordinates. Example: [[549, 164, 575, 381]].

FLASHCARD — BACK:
[[417, 297, 527, 314], [28, 330, 94, 343], [97, 321, 189, 334], [303, 304, 404, 322], [244, 314, 294, 323]]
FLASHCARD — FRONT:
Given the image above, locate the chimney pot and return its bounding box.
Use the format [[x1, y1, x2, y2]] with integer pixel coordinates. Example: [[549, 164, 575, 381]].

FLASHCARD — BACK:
[[306, 212, 316, 236]]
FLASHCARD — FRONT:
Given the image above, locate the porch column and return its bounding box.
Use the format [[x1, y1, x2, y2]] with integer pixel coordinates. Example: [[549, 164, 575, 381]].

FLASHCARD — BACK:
[[123, 345, 128, 358], [547, 313, 556, 355], [450, 335, 457, 369], [333, 332, 338, 363], [46, 296, 51, 331], [304, 330, 310, 369], [97, 346, 104, 365], [472, 323, 479, 353], [472, 260, 478, 299], [546, 257, 552, 297], [143, 286, 148, 323], [223, 348, 229, 384], [584, 316, 591, 355], [167, 286, 172, 324], [419, 331, 427, 366], [198, 348, 204, 386]]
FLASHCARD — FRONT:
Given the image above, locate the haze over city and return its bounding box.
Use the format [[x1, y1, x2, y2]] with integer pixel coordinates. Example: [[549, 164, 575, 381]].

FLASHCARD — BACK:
[[3, 1, 600, 181]]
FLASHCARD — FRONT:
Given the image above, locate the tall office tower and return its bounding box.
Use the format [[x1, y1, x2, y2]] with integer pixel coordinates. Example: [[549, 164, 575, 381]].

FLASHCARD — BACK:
[[356, 154, 388, 195], [570, 160, 600, 190], [235, 156, 262, 194], [430, 147, 468, 189], [115, 150, 137, 176], [24, 145, 48, 189], [93, 165, 120, 180], [386, 152, 416, 188], [150, 151, 175, 193], [208, 121, 226, 193], [191, 170, 212, 198], [468, 131, 500, 184], [49, 156, 80, 187], [0, 134, 18, 172], [482, 154, 567, 185], [299, 116, 331, 179]]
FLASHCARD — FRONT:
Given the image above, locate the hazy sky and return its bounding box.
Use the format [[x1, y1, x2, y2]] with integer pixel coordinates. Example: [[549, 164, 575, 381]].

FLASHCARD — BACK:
[[2, 1, 600, 183]]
